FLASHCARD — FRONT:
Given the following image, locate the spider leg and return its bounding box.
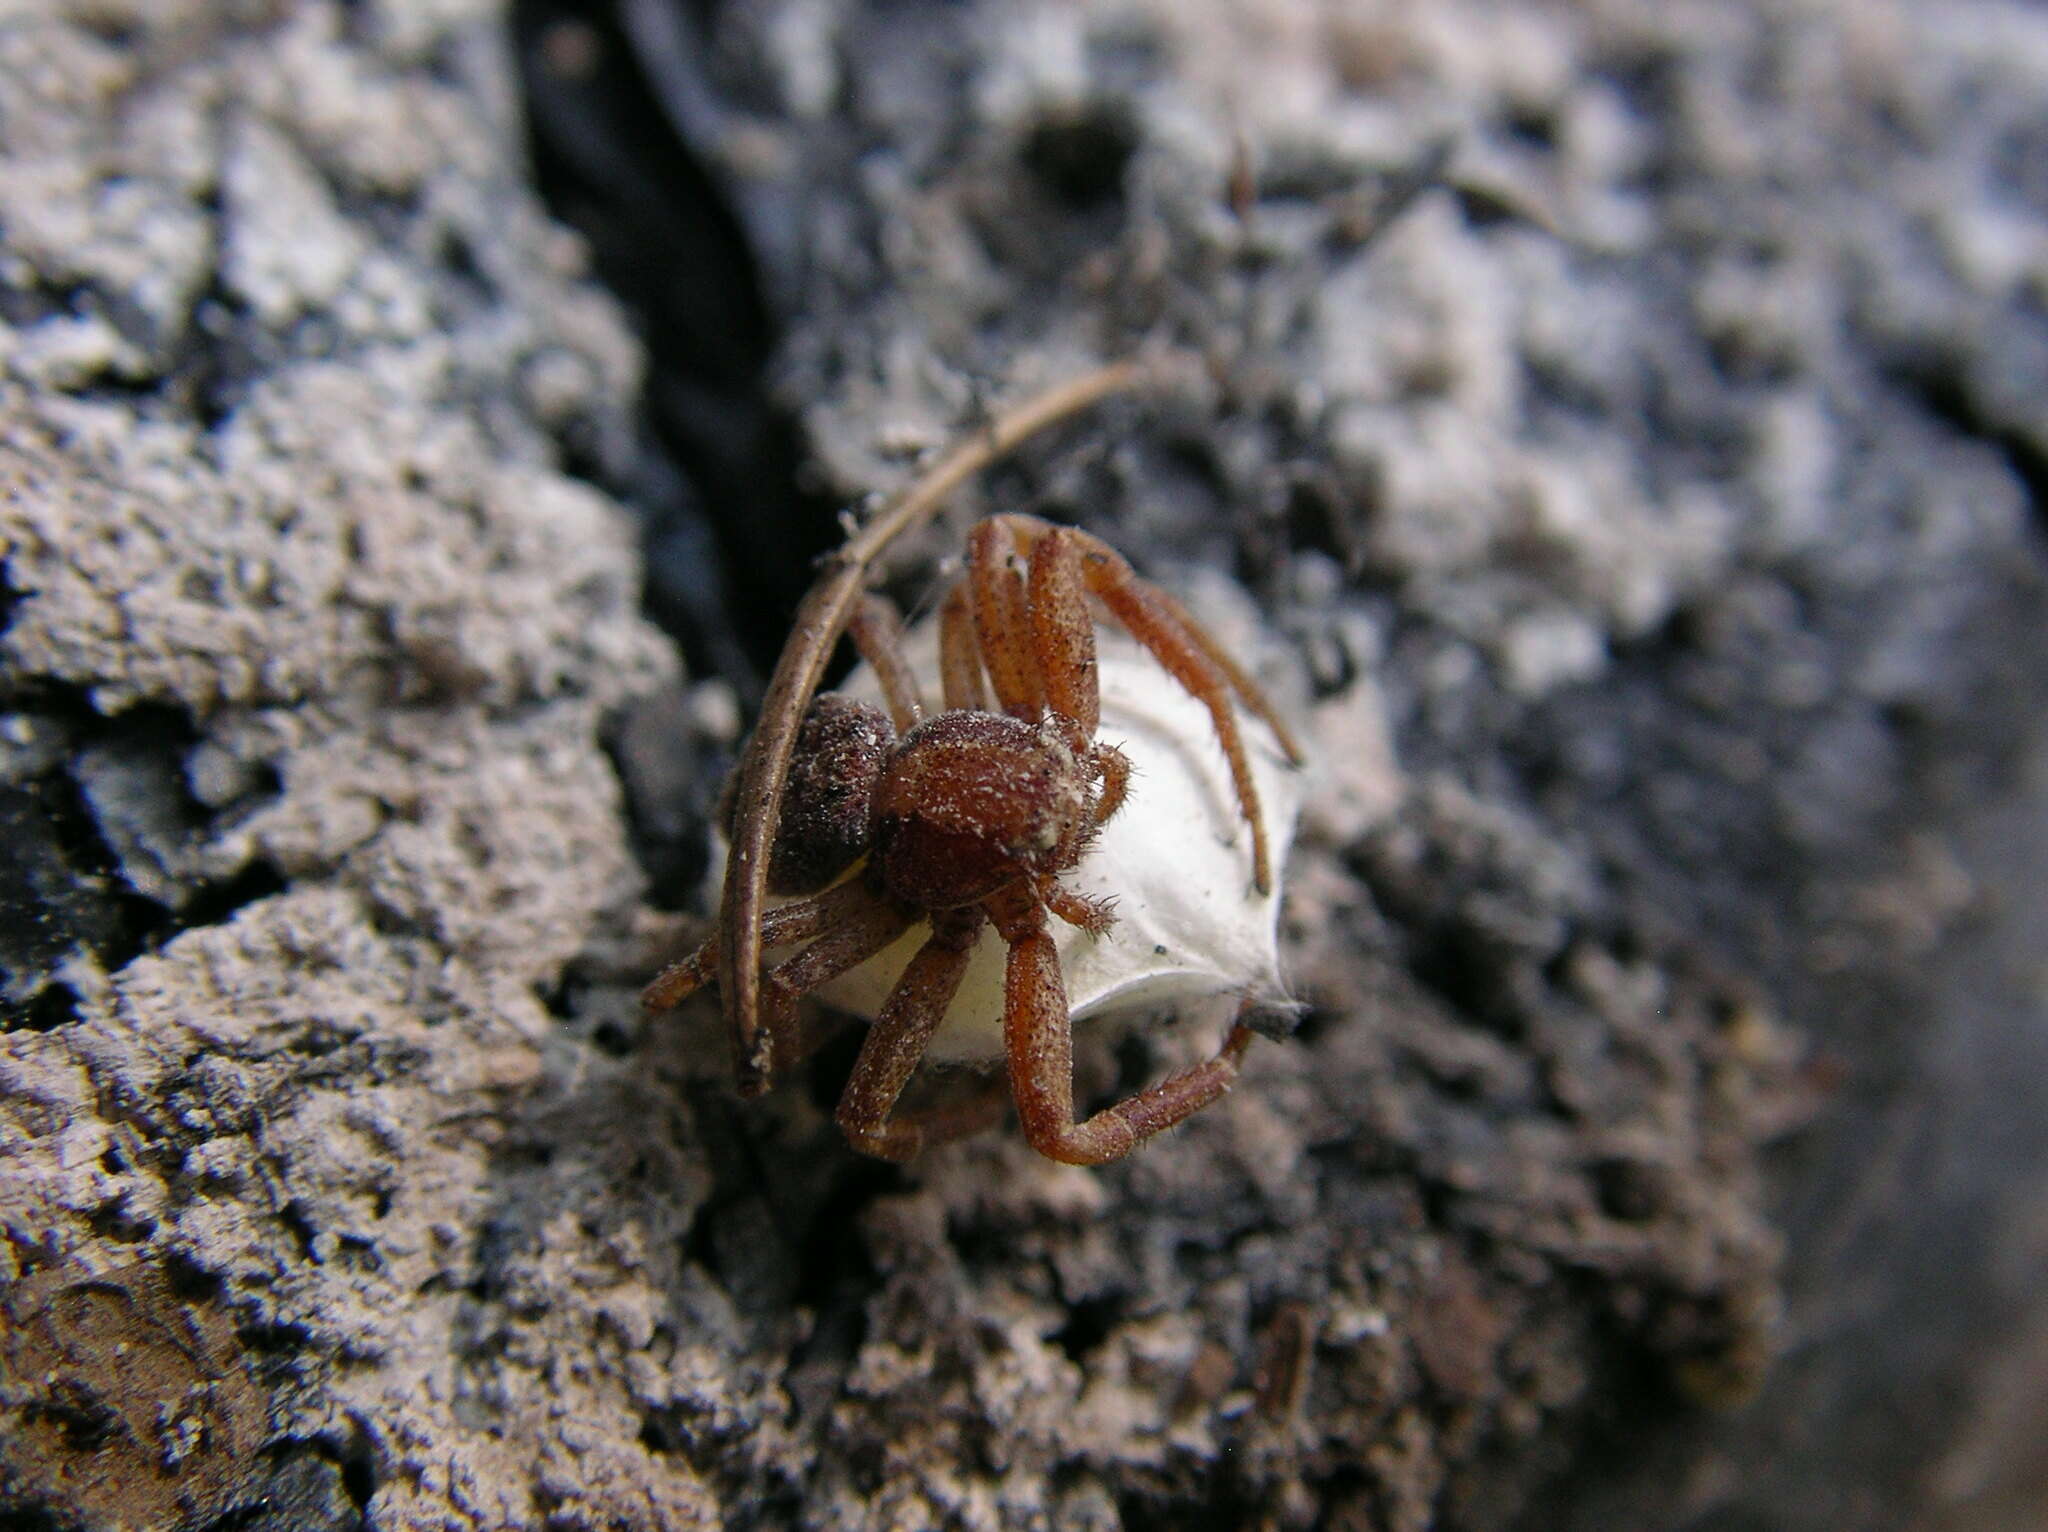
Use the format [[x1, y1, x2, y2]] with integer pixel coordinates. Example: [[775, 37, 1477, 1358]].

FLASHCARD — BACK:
[[1000, 515, 1305, 763], [1037, 877, 1117, 936], [642, 877, 877, 1014], [754, 891, 917, 1070], [646, 879, 914, 1090], [994, 513, 1300, 894], [1087, 741, 1131, 825], [1022, 526, 1100, 736], [847, 593, 925, 732], [1135, 578, 1307, 764], [992, 891, 1259, 1165], [938, 582, 991, 711], [967, 519, 1047, 719], [835, 908, 1009, 1160]]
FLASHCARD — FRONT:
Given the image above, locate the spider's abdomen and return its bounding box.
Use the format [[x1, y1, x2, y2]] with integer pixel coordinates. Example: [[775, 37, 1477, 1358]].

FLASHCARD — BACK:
[[871, 710, 1090, 910], [763, 695, 894, 894]]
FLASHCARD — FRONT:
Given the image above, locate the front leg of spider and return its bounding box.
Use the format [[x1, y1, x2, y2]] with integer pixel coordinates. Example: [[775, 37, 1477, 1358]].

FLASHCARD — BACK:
[[833, 905, 1010, 1161], [989, 513, 1308, 894], [993, 883, 1259, 1165], [641, 602, 920, 1086], [960, 517, 1267, 1163]]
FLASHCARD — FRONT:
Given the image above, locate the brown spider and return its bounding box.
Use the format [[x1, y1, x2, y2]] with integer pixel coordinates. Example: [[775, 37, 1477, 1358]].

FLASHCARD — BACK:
[[643, 366, 1306, 1164]]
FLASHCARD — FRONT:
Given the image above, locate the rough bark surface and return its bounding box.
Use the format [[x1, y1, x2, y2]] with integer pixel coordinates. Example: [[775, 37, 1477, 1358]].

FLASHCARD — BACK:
[[3, 3, 2044, 1531]]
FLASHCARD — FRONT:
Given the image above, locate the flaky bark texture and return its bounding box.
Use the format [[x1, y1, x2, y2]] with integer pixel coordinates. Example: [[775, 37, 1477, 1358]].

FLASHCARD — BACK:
[[3, 2, 2044, 1530]]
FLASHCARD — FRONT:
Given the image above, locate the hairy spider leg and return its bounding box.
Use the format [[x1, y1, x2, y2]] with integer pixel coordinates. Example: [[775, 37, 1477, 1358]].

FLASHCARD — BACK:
[[991, 514, 1305, 894], [988, 882, 1260, 1165], [1036, 876, 1117, 935], [1018, 526, 1140, 848], [1022, 516, 1305, 767], [834, 907, 1010, 1160], [754, 589, 969, 1085], [937, 584, 991, 711], [1022, 526, 1101, 735], [753, 892, 915, 1040], [1084, 742, 1130, 825], [964, 517, 1132, 831], [1136, 578, 1306, 763], [847, 593, 925, 732], [647, 598, 923, 1046], [644, 870, 916, 1089], [966, 519, 1048, 719], [644, 876, 875, 1013]]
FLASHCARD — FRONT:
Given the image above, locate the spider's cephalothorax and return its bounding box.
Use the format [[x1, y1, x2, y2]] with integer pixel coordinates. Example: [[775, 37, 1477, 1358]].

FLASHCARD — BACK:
[[868, 710, 1122, 914], [764, 698, 1122, 915], [647, 510, 1304, 1165]]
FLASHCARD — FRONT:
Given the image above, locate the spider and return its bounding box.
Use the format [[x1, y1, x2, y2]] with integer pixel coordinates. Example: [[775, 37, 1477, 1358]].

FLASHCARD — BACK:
[[643, 365, 1306, 1164]]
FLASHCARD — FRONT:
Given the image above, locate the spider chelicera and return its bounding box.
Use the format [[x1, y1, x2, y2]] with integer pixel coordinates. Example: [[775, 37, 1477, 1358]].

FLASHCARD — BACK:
[[643, 367, 1306, 1164]]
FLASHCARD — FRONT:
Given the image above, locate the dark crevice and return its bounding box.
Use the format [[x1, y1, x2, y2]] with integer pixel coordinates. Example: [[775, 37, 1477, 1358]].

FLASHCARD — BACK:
[[794, 1158, 896, 1313], [1050, 1292, 1125, 1362], [1, 687, 291, 1028], [536, 968, 585, 1021], [336, 1435, 376, 1513], [17, 1398, 121, 1456], [1452, 179, 1536, 231], [1511, 1309, 1689, 1529], [7, 983, 83, 1034], [1385, 914, 1527, 1039], [0, 1507, 83, 1532], [189, 1502, 268, 1532], [179, 860, 288, 930], [603, 689, 728, 908], [0, 278, 122, 334], [1590, 1156, 1669, 1223], [1021, 100, 1138, 208], [160, 1249, 226, 1304], [1116, 1485, 1250, 1532], [781, 1155, 897, 1358], [801, 1023, 868, 1118], [1104, 1030, 1157, 1107], [635, 1415, 670, 1455], [514, 0, 838, 691], [1500, 101, 1560, 152], [1285, 999, 1337, 1048], [279, 1200, 321, 1264], [83, 1195, 155, 1245], [0, 769, 161, 1022], [1884, 348, 2048, 526], [234, 1318, 315, 1356], [178, 272, 269, 434]]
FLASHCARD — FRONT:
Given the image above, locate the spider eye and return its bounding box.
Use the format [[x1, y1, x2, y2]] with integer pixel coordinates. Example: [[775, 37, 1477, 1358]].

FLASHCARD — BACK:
[[764, 695, 894, 894]]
